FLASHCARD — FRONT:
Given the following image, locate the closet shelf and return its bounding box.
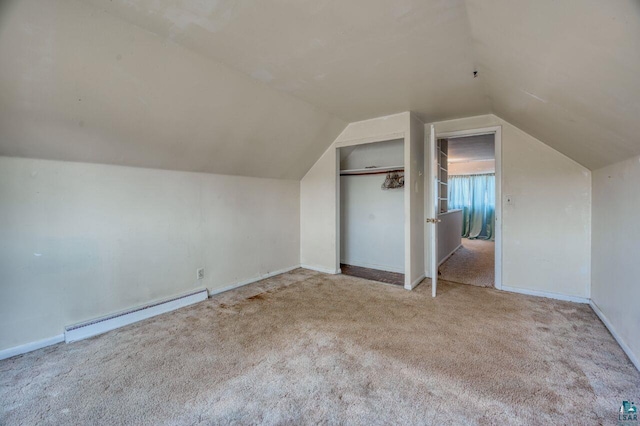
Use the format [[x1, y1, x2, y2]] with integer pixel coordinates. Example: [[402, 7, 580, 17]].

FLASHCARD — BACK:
[[340, 166, 404, 176]]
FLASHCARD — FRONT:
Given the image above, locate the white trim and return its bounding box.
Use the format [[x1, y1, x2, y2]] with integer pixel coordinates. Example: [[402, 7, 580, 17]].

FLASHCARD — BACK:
[[300, 264, 341, 275], [501, 285, 589, 304], [335, 132, 405, 148], [436, 129, 497, 138], [0, 266, 305, 359], [339, 259, 404, 274], [208, 265, 302, 296], [405, 274, 425, 290], [65, 288, 209, 343], [435, 126, 502, 290], [493, 128, 502, 290], [335, 151, 341, 273], [589, 300, 640, 372], [438, 243, 462, 267], [427, 124, 437, 296], [0, 334, 65, 361]]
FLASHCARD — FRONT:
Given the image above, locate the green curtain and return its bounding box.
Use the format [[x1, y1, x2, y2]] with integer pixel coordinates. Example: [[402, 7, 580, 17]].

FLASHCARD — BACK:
[[448, 174, 495, 240]]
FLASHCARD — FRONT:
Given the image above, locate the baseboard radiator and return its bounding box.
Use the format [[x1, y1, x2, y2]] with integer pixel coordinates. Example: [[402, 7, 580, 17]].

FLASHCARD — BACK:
[[64, 288, 208, 343]]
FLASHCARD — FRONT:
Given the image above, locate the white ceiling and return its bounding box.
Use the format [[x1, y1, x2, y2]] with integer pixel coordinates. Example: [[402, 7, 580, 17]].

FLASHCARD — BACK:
[[0, 0, 346, 180], [84, 0, 491, 123], [1, 0, 639, 176], [447, 135, 495, 163], [465, 0, 640, 170]]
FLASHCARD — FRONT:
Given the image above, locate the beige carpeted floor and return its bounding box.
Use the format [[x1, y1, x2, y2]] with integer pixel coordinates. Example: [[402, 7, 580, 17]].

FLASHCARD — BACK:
[[440, 238, 495, 287], [1, 268, 638, 425]]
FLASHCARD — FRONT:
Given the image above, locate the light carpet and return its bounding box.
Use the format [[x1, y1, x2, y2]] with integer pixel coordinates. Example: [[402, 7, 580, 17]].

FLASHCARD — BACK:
[[440, 238, 495, 287], [1, 268, 638, 425]]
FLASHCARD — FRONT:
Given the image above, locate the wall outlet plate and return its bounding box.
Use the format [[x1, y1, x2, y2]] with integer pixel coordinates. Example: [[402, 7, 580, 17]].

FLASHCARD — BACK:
[[197, 268, 204, 280]]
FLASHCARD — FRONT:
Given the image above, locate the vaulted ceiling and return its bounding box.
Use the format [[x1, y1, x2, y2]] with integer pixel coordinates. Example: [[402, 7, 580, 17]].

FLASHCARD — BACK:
[[1, 0, 638, 177]]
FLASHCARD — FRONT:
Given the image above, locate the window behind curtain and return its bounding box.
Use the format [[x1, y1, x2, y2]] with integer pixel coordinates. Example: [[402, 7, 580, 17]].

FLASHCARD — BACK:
[[448, 174, 495, 240]]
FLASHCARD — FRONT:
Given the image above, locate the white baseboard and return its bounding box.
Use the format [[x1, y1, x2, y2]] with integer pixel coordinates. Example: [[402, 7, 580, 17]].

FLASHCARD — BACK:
[[300, 264, 341, 275], [339, 259, 404, 274], [0, 266, 303, 360], [438, 244, 462, 266], [589, 300, 640, 372], [501, 285, 589, 304], [209, 265, 302, 296], [405, 274, 426, 290], [65, 288, 208, 343], [0, 334, 65, 361]]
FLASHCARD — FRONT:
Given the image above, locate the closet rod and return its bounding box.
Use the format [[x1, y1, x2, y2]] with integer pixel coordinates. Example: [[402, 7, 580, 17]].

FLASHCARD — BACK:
[[340, 166, 404, 176]]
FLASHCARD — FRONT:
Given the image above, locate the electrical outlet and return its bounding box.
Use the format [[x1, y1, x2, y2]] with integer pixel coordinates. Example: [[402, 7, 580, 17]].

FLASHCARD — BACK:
[[197, 268, 204, 280]]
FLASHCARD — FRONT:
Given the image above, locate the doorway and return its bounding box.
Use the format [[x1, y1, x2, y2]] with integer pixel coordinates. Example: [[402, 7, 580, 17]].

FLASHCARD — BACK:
[[438, 134, 496, 287], [427, 126, 502, 296], [338, 139, 405, 286]]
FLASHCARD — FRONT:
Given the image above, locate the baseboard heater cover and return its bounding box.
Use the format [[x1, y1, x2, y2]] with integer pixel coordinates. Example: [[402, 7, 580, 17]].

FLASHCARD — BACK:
[[64, 288, 208, 343]]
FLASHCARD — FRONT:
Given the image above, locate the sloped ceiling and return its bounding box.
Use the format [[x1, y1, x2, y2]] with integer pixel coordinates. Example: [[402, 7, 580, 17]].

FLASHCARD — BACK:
[[465, 0, 640, 169], [86, 0, 490, 122], [0, 0, 346, 180], [1, 0, 639, 176]]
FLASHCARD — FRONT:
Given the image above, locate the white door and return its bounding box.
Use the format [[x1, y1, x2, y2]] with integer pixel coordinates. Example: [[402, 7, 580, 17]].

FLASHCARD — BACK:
[[427, 124, 439, 297]]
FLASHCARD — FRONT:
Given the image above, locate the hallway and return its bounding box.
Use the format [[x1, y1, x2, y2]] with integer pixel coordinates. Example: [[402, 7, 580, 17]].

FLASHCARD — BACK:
[[439, 238, 495, 287]]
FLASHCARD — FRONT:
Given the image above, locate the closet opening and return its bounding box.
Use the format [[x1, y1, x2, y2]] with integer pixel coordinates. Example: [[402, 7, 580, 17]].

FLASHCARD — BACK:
[[339, 139, 405, 286], [436, 133, 496, 288]]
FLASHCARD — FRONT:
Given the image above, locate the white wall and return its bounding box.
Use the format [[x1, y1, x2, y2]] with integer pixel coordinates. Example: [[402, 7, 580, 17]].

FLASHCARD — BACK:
[[0, 156, 300, 351], [430, 115, 591, 298], [301, 113, 410, 275], [300, 146, 340, 274], [591, 155, 640, 367], [438, 210, 462, 265], [340, 175, 404, 273]]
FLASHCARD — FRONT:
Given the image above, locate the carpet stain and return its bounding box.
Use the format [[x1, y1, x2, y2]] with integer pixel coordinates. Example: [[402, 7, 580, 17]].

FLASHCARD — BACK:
[[0, 268, 638, 425], [247, 293, 267, 301]]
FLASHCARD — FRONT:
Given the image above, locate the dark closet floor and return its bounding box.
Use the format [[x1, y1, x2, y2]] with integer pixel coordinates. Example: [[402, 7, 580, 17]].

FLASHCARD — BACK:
[[340, 264, 404, 286]]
